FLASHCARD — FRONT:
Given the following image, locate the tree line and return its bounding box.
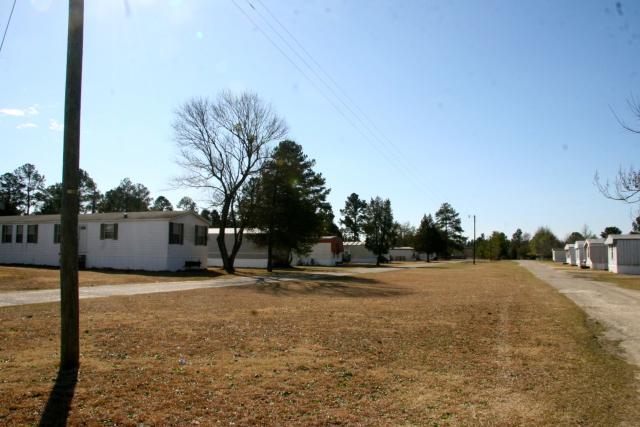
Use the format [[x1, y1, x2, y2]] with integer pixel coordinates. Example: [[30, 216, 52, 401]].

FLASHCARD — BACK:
[[470, 224, 627, 260], [0, 163, 220, 222]]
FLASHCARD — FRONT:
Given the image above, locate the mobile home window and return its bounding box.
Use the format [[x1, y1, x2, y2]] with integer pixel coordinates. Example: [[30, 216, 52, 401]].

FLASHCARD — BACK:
[[194, 225, 208, 246], [169, 222, 184, 245], [15, 225, 23, 243], [100, 223, 118, 240], [54, 224, 61, 244], [1, 225, 11, 243], [27, 224, 38, 243]]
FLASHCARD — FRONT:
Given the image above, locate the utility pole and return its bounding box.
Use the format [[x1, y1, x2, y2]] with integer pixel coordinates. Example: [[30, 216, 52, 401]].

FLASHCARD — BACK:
[[468, 214, 476, 265], [60, 0, 84, 370]]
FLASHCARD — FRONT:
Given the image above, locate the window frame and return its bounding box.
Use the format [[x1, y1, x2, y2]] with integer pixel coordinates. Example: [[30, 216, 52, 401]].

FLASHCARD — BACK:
[[1, 225, 12, 244], [15, 224, 23, 243], [194, 225, 208, 246], [99, 223, 119, 240], [26, 224, 38, 244], [169, 222, 184, 245], [53, 224, 61, 244]]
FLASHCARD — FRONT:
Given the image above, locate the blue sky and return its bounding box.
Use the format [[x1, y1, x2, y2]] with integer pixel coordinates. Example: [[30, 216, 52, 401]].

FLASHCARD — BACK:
[[1, 0, 639, 240]]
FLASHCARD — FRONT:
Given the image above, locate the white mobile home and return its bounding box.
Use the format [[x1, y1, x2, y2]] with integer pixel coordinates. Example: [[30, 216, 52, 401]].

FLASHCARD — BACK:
[[574, 240, 586, 267], [343, 241, 382, 264], [584, 239, 608, 270], [551, 248, 566, 263], [389, 247, 417, 261], [207, 229, 268, 268], [293, 236, 344, 266], [565, 243, 577, 266], [604, 234, 640, 275], [0, 211, 209, 271]]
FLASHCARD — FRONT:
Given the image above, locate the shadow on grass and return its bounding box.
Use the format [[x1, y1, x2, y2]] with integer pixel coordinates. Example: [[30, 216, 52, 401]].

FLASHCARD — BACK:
[[240, 275, 411, 298], [38, 368, 78, 427]]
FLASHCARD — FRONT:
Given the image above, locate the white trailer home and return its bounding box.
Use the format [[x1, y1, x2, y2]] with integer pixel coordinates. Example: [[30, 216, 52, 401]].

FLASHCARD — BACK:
[[293, 236, 344, 266], [207, 229, 268, 268], [584, 239, 608, 270], [0, 211, 209, 271], [551, 248, 566, 263], [343, 241, 381, 264], [389, 247, 417, 261], [574, 240, 586, 267], [604, 234, 640, 275], [565, 243, 577, 266]]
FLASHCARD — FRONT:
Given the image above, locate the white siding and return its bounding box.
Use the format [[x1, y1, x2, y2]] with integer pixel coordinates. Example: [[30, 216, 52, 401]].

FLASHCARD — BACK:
[[0, 222, 60, 266], [608, 239, 640, 274], [293, 242, 342, 266], [207, 231, 269, 268], [552, 249, 566, 263], [166, 215, 209, 271]]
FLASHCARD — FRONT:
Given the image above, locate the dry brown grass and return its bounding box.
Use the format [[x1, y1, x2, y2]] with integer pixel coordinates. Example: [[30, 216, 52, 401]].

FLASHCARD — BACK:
[[0, 265, 225, 292], [550, 263, 640, 291], [0, 262, 638, 425]]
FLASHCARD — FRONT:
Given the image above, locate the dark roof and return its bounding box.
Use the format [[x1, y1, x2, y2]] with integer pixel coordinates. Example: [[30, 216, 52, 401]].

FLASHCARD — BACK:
[[0, 211, 208, 224]]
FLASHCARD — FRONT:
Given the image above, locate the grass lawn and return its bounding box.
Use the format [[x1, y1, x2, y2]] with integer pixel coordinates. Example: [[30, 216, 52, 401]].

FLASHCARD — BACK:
[[550, 263, 640, 291], [1, 262, 638, 425], [0, 265, 226, 292]]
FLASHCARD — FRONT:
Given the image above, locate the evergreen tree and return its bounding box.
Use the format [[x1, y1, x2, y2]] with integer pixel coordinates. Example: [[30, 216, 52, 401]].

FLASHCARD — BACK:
[[488, 231, 509, 260], [151, 196, 174, 211], [38, 183, 63, 215], [414, 214, 444, 262], [565, 231, 584, 244], [600, 226, 622, 238], [363, 196, 395, 266], [530, 227, 562, 258], [434, 202, 464, 258], [339, 193, 368, 241], [79, 169, 101, 213], [249, 140, 331, 271], [99, 178, 151, 212], [177, 196, 197, 212], [0, 172, 24, 215], [14, 163, 46, 214]]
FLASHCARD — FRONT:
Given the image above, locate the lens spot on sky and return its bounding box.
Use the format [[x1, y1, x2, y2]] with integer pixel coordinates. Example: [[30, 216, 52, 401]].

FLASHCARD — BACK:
[[562, 144, 568, 151], [30, 0, 53, 12], [196, 31, 204, 40]]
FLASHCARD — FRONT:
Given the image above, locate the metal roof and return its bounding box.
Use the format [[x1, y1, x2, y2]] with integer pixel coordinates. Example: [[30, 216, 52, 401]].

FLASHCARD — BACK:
[[604, 234, 640, 245], [0, 211, 207, 224]]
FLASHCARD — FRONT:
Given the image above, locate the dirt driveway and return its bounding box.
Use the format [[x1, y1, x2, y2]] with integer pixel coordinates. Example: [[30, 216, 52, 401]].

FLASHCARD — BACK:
[[519, 260, 640, 369]]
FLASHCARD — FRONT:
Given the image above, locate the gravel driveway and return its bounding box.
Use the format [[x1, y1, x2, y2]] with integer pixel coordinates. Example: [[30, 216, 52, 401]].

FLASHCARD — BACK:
[[519, 260, 640, 369]]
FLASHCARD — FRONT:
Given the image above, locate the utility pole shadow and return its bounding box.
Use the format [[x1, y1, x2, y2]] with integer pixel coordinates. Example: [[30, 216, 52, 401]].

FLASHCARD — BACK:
[[38, 368, 78, 427]]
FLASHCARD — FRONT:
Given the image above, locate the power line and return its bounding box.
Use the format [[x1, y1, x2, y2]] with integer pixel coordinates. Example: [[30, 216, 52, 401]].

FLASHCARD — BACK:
[[231, 0, 422, 200], [0, 0, 17, 56], [240, 0, 451, 206]]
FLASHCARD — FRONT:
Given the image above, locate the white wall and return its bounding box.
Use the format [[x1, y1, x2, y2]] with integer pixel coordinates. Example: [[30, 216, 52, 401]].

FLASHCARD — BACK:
[[0, 222, 60, 266], [293, 241, 342, 266], [1, 215, 208, 272]]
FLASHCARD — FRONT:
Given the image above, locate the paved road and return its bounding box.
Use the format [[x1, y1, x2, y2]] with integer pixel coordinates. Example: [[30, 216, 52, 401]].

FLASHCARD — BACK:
[[0, 264, 440, 308], [519, 260, 640, 368]]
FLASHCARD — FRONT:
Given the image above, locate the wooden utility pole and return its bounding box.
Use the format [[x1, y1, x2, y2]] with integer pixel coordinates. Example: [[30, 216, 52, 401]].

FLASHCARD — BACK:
[[472, 214, 476, 265], [60, 0, 84, 370]]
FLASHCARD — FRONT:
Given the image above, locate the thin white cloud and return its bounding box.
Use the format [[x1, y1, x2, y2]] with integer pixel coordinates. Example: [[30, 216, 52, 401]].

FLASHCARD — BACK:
[[0, 104, 39, 116], [0, 108, 26, 116], [16, 123, 38, 130], [49, 119, 63, 132]]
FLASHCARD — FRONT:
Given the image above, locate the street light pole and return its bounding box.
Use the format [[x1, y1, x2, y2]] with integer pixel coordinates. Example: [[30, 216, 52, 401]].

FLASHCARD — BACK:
[[60, 0, 84, 371]]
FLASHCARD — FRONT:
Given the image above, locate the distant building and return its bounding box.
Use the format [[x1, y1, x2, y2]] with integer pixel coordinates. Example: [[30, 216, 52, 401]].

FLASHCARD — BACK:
[[552, 248, 566, 263], [574, 240, 586, 267], [207, 229, 268, 268], [208, 230, 343, 267], [584, 239, 608, 270], [564, 243, 577, 266], [389, 247, 417, 261], [604, 234, 640, 275], [343, 241, 381, 264], [293, 236, 344, 266], [0, 211, 209, 271]]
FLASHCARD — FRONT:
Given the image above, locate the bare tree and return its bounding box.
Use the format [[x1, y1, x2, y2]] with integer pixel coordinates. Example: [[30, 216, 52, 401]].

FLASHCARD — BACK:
[[596, 95, 640, 203], [173, 91, 287, 273]]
